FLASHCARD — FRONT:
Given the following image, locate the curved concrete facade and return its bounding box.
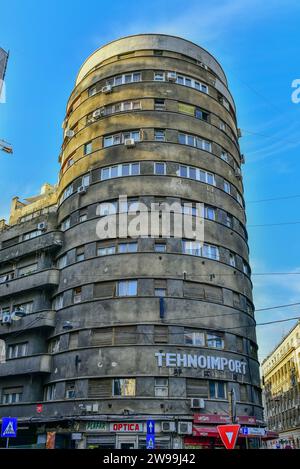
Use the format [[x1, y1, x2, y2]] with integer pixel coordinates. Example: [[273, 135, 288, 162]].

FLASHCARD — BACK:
[[0, 34, 262, 449]]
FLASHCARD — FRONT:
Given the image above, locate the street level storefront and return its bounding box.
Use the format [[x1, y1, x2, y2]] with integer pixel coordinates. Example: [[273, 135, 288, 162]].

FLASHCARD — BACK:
[[264, 428, 300, 449], [184, 414, 277, 449]]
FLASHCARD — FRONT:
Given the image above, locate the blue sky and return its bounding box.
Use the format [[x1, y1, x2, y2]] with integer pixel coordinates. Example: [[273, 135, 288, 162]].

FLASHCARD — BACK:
[[1, 0, 300, 361]]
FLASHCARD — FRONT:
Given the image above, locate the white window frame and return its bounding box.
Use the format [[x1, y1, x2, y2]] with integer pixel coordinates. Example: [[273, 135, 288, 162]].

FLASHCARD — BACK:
[[104, 131, 141, 148], [117, 280, 137, 297], [84, 141, 92, 155], [178, 133, 211, 152], [23, 229, 42, 241], [101, 163, 140, 180], [154, 72, 165, 81], [176, 74, 208, 94], [179, 165, 215, 185], [154, 378, 168, 397], [154, 162, 166, 175], [184, 330, 205, 346], [223, 181, 231, 194], [8, 342, 28, 359]]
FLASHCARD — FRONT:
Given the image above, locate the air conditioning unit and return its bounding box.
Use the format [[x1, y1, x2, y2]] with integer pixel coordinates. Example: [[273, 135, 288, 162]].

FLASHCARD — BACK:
[[92, 403, 99, 412], [92, 108, 103, 119], [190, 398, 205, 409], [178, 422, 193, 435], [124, 138, 136, 148], [102, 84, 112, 94], [161, 421, 176, 433], [235, 168, 242, 179], [86, 405, 92, 412], [65, 129, 75, 138], [197, 61, 208, 70], [77, 185, 87, 195], [167, 72, 177, 82], [2, 313, 12, 325], [37, 222, 47, 231], [241, 154, 245, 164]]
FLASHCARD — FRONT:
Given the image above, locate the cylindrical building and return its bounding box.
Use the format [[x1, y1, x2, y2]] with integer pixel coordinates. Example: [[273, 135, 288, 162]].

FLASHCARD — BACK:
[[0, 34, 263, 449]]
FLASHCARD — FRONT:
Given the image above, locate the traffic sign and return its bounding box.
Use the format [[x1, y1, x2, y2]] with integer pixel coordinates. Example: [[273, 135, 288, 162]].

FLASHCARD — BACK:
[[146, 420, 155, 434], [241, 427, 249, 435], [217, 424, 240, 450], [146, 434, 155, 449], [1, 417, 18, 438]]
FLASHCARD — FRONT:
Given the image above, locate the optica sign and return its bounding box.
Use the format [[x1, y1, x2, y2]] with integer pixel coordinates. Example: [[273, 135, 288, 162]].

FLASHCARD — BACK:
[[110, 423, 144, 432]]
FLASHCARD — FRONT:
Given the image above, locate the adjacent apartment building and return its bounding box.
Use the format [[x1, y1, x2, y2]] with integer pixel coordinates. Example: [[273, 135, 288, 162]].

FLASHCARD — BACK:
[[0, 34, 264, 449], [262, 321, 300, 449]]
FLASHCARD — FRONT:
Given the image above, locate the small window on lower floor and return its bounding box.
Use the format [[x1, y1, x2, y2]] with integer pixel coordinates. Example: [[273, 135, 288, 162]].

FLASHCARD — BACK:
[[44, 384, 56, 401], [2, 387, 23, 404], [73, 287, 82, 303], [155, 378, 168, 397], [209, 381, 226, 399], [113, 378, 136, 396], [65, 381, 76, 399], [154, 242, 166, 252]]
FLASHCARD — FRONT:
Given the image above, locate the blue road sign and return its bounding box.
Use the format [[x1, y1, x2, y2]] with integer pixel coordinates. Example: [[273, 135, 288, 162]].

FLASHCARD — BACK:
[[241, 427, 249, 435], [146, 434, 155, 449], [1, 417, 18, 438], [146, 420, 155, 434]]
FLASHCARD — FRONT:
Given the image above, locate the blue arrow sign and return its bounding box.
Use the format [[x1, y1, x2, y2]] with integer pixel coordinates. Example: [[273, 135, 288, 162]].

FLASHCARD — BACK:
[[146, 434, 155, 449], [1, 417, 18, 438], [146, 420, 155, 434]]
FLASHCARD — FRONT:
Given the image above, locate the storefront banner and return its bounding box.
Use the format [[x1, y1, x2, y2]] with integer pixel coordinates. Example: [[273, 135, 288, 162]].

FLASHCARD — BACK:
[[110, 422, 144, 432]]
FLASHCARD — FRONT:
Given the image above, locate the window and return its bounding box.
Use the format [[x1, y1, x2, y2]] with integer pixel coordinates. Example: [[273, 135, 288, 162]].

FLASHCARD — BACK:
[[226, 214, 233, 228], [103, 131, 140, 147], [104, 100, 141, 115], [106, 72, 141, 87], [100, 163, 140, 180], [0, 271, 15, 283], [223, 181, 231, 194], [155, 288, 166, 297], [61, 217, 70, 231], [154, 99, 165, 111], [154, 242, 166, 252], [229, 253, 236, 267], [243, 262, 249, 275], [88, 86, 97, 97], [45, 384, 56, 401], [154, 72, 165, 81], [65, 381, 76, 399], [206, 333, 224, 349], [23, 229, 42, 241], [88, 379, 111, 398], [117, 280, 137, 296], [179, 165, 215, 185], [2, 387, 23, 404], [204, 206, 215, 220], [98, 201, 117, 216], [94, 281, 115, 298], [76, 246, 85, 262], [113, 378, 136, 396], [221, 151, 229, 162], [79, 211, 87, 223], [118, 242, 138, 253], [155, 378, 168, 397], [184, 330, 205, 346], [97, 244, 116, 256], [73, 287, 82, 304], [54, 294, 63, 310], [182, 240, 202, 256], [57, 254, 67, 269], [240, 384, 249, 402], [84, 141, 92, 155], [7, 342, 28, 359], [237, 193, 243, 206], [18, 263, 38, 277], [209, 381, 226, 399], [195, 108, 209, 121], [13, 302, 33, 315], [178, 133, 211, 152], [154, 162, 166, 175], [154, 129, 165, 141], [219, 121, 226, 131], [202, 244, 219, 260], [49, 337, 60, 353], [176, 74, 208, 93]]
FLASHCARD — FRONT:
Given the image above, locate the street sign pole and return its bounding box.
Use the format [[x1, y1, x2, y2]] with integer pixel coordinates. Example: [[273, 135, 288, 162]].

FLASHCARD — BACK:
[[6, 437, 9, 449]]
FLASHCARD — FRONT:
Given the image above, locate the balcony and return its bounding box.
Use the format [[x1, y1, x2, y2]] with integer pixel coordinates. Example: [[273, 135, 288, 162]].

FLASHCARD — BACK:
[[0, 231, 63, 264], [0, 354, 52, 376], [0, 269, 60, 298], [0, 310, 55, 337]]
